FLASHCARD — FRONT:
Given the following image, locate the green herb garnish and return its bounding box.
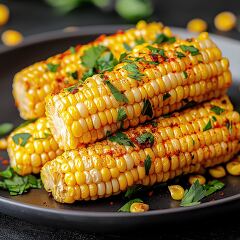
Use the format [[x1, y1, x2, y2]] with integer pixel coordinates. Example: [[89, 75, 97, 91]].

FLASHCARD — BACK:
[[123, 63, 144, 80], [12, 133, 32, 147], [212, 116, 217, 122], [125, 185, 144, 198], [136, 132, 154, 146], [142, 99, 153, 118], [176, 51, 186, 58], [144, 155, 152, 176], [180, 45, 200, 56], [203, 120, 212, 131], [108, 132, 134, 147], [118, 198, 143, 212], [117, 108, 127, 122], [82, 68, 94, 81], [183, 71, 188, 79], [69, 46, 76, 54], [68, 71, 78, 80], [135, 38, 145, 45], [154, 34, 176, 44], [204, 180, 225, 196], [105, 81, 129, 103], [123, 43, 132, 51], [163, 92, 171, 101], [96, 52, 118, 73], [150, 121, 158, 127], [47, 63, 59, 72], [119, 52, 127, 62], [210, 106, 225, 115], [0, 123, 13, 137]]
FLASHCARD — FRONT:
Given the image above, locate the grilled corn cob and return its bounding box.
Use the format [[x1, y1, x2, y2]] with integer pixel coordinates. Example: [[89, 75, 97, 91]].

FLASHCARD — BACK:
[[7, 118, 63, 176], [46, 32, 232, 150], [41, 96, 240, 203], [13, 21, 171, 120]]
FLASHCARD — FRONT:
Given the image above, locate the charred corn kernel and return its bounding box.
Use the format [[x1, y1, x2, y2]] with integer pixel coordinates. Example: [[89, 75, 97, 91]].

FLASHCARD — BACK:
[[41, 96, 240, 203], [226, 161, 240, 176], [214, 12, 236, 32], [0, 4, 9, 26], [46, 34, 232, 150], [130, 202, 149, 213], [187, 18, 207, 33], [0, 138, 7, 150], [168, 185, 185, 200], [7, 118, 63, 176], [209, 166, 226, 178], [2, 30, 23, 46], [188, 174, 206, 185], [13, 21, 171, 120]]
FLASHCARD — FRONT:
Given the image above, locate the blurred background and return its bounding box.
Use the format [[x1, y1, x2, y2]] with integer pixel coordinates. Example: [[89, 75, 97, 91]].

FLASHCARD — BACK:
[[0, 0, 240, 47]]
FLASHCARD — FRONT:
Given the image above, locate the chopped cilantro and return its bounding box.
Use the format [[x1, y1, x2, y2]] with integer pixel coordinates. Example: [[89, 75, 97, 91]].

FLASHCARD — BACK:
[[204, 180, 225, 196], [212, 116, 217, 122], [69, 46, 76, 54], [136, 132, 154, 146], [123, 43, 132, 51], [117, 108, 127, 122], [183, 71, 188, 79], [163, 92, 171, 101], [0, 123, 13, 137], [180, 45, 200, 56], [118, 198, 143, 212], [176, 51, 186, 58], [105, 81, 129, 103], [125, 185, 144, 198], [119, 52, 127, 62], [82, 68, 94, 81], [12, 133, 32, 147], [68, 71, 78, 80], [123, 63, 144, 80], [154, 34, 176, 44], [203, 120, 212, 131], [108, 132, 134, 147], [210, 106, 225, 115], [96, 52, 118, 73], [142, 99, 153, 118], [47, 63, 59, 73], [135, 38, 145, 45], [144, 155, 152, 176]]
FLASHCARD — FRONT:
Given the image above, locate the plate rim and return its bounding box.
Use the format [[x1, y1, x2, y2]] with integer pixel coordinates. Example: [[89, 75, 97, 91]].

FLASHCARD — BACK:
[[1, 24, 240, 219]]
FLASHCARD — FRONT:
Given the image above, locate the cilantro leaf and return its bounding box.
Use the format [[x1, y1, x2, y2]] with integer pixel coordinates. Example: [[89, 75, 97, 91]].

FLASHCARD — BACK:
[[123, 63, 144, 81], [123, 43, 132, 51], [136, 132, 154, 146], [154, 34, 176, 44], [180, 45, 200, 56], [117, 108, 127, 122], [163, 92, 171, 101], [204, 180, 225, 196], [144, 155, 152, 176], [108, 132, 134, 147], [142, 99, 153, 118], [118, 198, 143, 212], [119, 52, 127, 62], [68, 71, 78, 80], [81, 45, 107, 68], [69, 46, 76, 54], [183, 71, 188, 79], [96, 52, 118, 73], [82, 68, 94, 81], [12, 133, 32, 147], [47, 63, 59, 73], [147, 46, 166, 58], [0, 167, 13, 179], [150, 121, 158, 127], [212, 116, 217, 122], [176, 51, 186, 58], [135, 38, 145, 45], [203, 120, 212, 131], [180, 180, 205, 207], [125, 185, 144, 198], [65, 84, 79, 93], [210, 106, 225, 115], [0, 123, 13, 137], [105, 81, 129, 103]]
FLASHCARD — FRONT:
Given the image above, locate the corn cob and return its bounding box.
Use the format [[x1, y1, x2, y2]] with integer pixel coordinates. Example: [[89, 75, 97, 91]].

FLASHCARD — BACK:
[[13, 21, 171, 120], [7, 118, 63, 176], [46, 32, 232, 150], [41, 96, 240, 203]]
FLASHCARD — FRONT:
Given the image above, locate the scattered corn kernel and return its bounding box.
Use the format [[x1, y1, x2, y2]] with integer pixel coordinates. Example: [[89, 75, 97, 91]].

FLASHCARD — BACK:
[[226, 161, 240, 176], [209, 166, 226, 178], [214, 11, 236, 31], [168, 185, 185, 201], [130, 202, 149, 213], [0, 4, 9, 26], [2, 30, 23, 46], [187, 18, 207, 33], [0, 138, 7, 150], [188, 175, 206, 185]]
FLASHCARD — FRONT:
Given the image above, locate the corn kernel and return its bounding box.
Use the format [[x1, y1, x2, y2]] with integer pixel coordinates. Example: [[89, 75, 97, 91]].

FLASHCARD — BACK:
[[0, 4, 9, 26], [209, 166, 226, 178], [0, 138, 7, 150], [187, 18, 207, 33], [168, 185, 185, 200], [226, 161, 240, 176], [130, 202, 149, 213], [188, 175, 206, 185], [214, 11, 236, 31], [2, 30, 23, 46]]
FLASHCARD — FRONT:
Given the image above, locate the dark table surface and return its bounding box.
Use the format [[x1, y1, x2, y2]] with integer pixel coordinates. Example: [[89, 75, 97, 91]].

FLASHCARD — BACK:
[[1, 0, 240, 239]]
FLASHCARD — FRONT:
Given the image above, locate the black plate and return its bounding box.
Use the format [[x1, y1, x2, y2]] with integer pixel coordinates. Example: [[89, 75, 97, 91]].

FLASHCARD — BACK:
[[0, 25, 240, 232]]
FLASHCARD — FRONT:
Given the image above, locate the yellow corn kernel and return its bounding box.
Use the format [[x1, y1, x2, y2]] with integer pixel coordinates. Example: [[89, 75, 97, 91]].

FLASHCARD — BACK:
[[130, 202, 149, 213], [0, 4, 9, 26], [2, 30, 23, 46], [187, 18, 207, 33], [226, 161, 240, 176], [189, 175, 206, 185], [209, 166, 226, 178], [0, 138, 7, 150], [168, 185, 185, 200], [214, 11, 236, 31]]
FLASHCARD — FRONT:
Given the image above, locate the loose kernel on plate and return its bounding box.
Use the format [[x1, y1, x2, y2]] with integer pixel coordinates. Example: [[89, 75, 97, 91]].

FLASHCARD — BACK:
[[226, 161, 240, 176], [187, 18, 207, 33], [130, 202, 149, 213], [0, 4, 9, 26], [188, 175, 206, 185], [0, 138, 7, 150], [209, 166, 226, 178], [214, 11, 236, 31], [168, 185, 185, 201], [1, 30, 23, 46]]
